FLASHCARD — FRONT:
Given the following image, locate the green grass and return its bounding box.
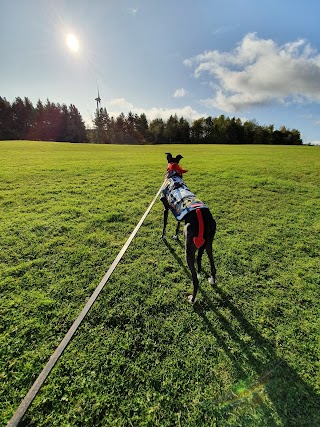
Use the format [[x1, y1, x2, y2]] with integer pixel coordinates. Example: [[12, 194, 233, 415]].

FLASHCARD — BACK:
[[1, 141, 320, 426]]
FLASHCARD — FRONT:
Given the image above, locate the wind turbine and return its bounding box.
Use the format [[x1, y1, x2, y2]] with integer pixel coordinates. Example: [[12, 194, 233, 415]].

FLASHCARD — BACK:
[[95, 87, 101, 114]]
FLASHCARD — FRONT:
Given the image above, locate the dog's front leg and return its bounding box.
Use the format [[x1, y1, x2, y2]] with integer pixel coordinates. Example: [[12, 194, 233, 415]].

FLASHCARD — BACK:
[[173, 221, 181, 239], [161, 208, 169, 239]]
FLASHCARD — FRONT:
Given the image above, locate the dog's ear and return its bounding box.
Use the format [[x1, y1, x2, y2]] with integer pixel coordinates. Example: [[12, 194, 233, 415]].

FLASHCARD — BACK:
[[165, 152, 173, 162], [175, 154, 183, 163]]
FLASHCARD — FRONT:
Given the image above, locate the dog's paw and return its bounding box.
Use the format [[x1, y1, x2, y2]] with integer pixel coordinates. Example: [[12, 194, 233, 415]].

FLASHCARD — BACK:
[[188, 295, 197, 304], [208, 276, 215, 285]]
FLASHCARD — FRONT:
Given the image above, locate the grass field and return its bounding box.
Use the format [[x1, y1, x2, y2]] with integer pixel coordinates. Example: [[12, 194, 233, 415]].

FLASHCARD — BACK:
[[1, 141, 320, 426]]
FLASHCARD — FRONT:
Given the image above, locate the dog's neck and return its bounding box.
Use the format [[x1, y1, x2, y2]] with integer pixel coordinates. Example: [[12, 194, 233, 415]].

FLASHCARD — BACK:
[[165, 169, 183, 179], [166, 162, 186, 178]]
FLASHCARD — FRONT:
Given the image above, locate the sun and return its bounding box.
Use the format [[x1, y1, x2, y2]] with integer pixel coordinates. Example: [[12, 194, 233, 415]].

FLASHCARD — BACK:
[[66, 33, 79, 53]]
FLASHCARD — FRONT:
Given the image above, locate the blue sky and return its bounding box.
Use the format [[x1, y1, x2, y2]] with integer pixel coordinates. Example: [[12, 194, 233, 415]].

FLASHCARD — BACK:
[[1, 0, 320, 144]]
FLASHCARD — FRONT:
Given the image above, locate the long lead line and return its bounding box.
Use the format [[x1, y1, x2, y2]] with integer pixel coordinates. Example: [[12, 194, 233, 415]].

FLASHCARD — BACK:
[[7, 181, 165, 427]]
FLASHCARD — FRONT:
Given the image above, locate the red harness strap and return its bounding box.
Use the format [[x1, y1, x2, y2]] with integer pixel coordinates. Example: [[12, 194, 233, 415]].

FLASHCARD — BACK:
[[193, 208, 205, 248]]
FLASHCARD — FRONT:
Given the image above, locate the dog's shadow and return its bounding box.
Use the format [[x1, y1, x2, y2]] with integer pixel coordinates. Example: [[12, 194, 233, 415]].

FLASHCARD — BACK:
[[164, 242, 320, 425], [163, 237, 190, 278]]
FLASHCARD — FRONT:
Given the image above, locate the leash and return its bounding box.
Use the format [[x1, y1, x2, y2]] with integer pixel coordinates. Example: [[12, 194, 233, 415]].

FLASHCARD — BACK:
[[7, 180, 165, 427]]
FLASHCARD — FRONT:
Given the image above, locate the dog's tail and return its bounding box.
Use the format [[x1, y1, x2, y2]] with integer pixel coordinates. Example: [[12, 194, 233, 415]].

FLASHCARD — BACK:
[[193, 209, 206, 248]]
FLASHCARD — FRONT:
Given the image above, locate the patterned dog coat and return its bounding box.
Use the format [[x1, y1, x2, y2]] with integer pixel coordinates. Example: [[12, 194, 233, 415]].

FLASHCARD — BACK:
[[160, 174, 207, 221]]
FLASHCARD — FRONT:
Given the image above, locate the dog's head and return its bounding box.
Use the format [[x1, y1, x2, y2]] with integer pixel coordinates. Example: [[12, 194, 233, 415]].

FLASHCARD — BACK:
[[165, 152, 183, 164], [165, 153, 187, 177]]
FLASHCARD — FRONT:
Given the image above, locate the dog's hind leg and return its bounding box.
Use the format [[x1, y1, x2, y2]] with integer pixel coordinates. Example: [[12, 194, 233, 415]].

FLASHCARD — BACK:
[[197, 245, 206, 277], [205, 242, 216, 285], [184, 223, 199, 303]]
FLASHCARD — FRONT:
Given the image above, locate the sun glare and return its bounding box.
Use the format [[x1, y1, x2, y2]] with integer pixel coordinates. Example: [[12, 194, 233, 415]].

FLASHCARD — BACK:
[[66, 33, 79, 53]]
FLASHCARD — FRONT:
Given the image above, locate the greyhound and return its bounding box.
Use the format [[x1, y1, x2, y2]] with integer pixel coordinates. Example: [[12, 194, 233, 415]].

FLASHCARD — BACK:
[[160, 153, 216, 303]]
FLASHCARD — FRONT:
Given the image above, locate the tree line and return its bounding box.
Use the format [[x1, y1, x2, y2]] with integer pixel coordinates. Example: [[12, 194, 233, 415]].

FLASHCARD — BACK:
[[93, 108, 302, 145], [0, 96, 303, 145], [0, 97, 87, 142]]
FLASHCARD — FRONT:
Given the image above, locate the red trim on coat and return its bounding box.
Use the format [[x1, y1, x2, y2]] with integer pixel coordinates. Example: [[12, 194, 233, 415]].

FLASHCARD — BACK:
[[193, 208, 205, 248]]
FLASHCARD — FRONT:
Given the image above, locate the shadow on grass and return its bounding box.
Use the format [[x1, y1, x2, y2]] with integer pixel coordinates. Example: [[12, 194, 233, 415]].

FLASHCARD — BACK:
[[163, 238, 190, 277], [164, 242, 320, 426], [198, 287, 320, 426]]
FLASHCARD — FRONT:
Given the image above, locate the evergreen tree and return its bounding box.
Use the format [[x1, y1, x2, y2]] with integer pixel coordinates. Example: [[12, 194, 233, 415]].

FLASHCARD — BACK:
[[191, 118, 205, 142], [115, 113, 126, 144], [164, 114, 180, 143], [0, 97, 14, 139], [11, 97, 27, 139], [135, 113, 150, 143], [177, 117, 190, 144], [68, 104, 87, 142], [149, 118, 165, 144], [23, 97, 36, 140]]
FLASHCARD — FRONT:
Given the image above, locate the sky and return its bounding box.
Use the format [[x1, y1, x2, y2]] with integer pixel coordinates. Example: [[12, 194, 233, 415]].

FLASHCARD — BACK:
[[1, 0, 320, 144]]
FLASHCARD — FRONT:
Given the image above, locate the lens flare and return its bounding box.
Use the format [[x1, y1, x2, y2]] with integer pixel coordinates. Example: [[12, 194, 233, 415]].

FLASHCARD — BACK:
[[66, 33, 79, 53]]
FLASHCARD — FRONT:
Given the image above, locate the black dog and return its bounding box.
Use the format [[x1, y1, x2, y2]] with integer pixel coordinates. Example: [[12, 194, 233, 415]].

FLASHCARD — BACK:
[[160, 153, 216, 303]]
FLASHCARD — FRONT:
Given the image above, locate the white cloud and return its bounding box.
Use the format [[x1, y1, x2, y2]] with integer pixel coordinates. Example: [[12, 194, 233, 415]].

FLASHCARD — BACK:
[[146, 105, 201, 122], [109, 98, 134, 110], [127, 7, 138, 16], [185, 33, 320, 112], [107, 98, 202, 122], [173, 88, 188, 98]]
